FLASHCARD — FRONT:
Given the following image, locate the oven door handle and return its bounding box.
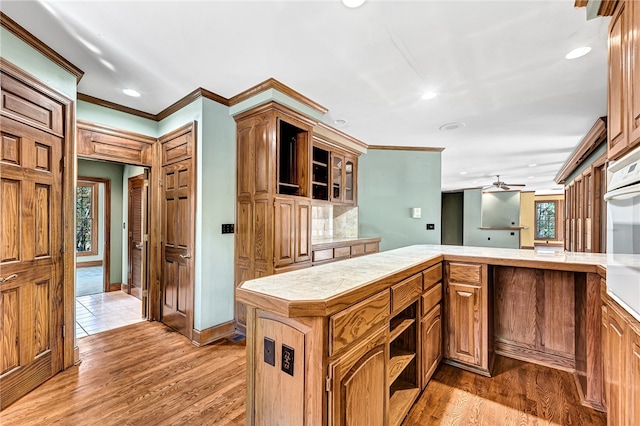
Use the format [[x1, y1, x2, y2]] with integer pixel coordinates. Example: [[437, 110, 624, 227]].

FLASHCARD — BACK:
[[604, 182, 640, 201]]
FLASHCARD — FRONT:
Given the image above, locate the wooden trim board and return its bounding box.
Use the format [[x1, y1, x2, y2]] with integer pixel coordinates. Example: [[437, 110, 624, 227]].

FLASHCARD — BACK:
[[191, 321, 237, 347]]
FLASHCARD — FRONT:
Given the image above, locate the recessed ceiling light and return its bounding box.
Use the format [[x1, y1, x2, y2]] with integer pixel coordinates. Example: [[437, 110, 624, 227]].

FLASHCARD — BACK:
[[528, 176, 536, 179], [122, 89, 141, 97], [421, 91, 437, 100], [460, 171, 467, 175], [342, 0, 366, 8], [333, 119, 347, 126], [528, 163, 537, 167], [565, 46, 591, 60], [439, 122, 465, 131]]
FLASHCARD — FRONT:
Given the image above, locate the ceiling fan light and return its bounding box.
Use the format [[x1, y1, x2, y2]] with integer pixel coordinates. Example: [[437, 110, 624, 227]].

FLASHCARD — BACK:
[[565, 46, 591, 60]]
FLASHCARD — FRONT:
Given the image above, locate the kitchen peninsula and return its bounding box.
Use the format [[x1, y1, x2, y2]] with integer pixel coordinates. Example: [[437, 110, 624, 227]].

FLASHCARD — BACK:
[[235, 244, 627, 426]]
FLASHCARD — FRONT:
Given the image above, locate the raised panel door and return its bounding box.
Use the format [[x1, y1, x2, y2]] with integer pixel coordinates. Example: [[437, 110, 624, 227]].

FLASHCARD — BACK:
[[606, 304, 627, 426], [629, 325, 640, 426], [328, 327, 388, 426], [294, 199, 311, 263], [344, 157, 356, 204], [421, 304, 442, 389], [628, 0, 640, 149], [608, 2, 628, 160], [0, 115, 63, 409], [445, 282, 481, 367], [274, 198, 295, 268]]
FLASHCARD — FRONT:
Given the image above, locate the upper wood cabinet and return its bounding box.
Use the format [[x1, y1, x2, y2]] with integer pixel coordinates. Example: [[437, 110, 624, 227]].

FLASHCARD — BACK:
[[311, 140, 358, 205], [608, 0, 640, 160]]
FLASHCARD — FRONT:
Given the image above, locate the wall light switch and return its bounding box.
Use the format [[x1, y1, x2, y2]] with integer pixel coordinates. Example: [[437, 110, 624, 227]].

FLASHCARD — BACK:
[[411, 207, 421, 219]]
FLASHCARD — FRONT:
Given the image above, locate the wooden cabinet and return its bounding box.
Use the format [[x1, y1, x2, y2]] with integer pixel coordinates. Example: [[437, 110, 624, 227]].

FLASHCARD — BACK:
[[603, 294, 640, 426], [444, 262, 492, 376], [328, 326, 388, 426], [420, 264, 443, 389], [389, 274, 421, 426], [312, 139, 358, 204], [274, 197, 311, 269], [311, 238, 380, 265], [608, 0, 640, 160]]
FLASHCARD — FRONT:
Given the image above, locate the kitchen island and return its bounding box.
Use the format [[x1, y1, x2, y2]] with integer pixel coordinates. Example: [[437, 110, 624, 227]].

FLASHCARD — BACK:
[[236, 245, 612, 426]]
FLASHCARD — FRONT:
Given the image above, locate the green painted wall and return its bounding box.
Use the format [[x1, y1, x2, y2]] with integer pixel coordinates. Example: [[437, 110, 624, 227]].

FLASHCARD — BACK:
[[463, 189, 521, 249], [358, 150, 442, 251], [77, 159, 125, 284], [77, 100, 158, 137], [0, 27, 77, 99]]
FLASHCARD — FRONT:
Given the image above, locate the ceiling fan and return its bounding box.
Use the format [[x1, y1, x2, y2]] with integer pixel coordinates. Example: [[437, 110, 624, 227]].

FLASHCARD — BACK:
[[482, 175, 526, 191]]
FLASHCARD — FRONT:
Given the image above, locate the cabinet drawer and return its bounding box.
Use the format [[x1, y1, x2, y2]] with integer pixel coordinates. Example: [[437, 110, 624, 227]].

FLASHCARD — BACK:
[[334, 246, 351, 259], [350, 244, 365, 257], [329, 290, 390, 356], [423, 263, 443, 290], [313, 248, 333, 262], [391, 273, 422, 315], [421, 282, 442, 317], [448, 262, 481, 284], [365, 242, 379, 253]]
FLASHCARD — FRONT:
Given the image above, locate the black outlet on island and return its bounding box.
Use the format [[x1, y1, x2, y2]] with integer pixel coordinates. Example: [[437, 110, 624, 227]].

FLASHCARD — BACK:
[[281, 344, 295, 376], [221, 224, 234, 234]]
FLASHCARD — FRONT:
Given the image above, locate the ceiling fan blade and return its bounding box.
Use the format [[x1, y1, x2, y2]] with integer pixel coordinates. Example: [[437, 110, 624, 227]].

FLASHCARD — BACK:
[[501, 185, 511, 190], [505, 183, 526, 187]]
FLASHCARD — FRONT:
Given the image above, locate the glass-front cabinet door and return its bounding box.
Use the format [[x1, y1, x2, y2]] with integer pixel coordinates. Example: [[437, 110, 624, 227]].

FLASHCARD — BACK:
[[332, 154, 344, 202], [345, 158, 355, 204]]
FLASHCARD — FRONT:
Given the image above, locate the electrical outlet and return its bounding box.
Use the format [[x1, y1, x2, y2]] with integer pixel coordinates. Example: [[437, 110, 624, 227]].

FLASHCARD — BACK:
[[281, 344, 294, 376], [264, 337, 275, 366], [426, 223, 435, 230], [221, 224, 234, 234]]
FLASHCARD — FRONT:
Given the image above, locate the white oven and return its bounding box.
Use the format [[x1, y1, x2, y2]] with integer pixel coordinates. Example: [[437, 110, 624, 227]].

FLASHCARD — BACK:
[[605, 146, 640, 322]]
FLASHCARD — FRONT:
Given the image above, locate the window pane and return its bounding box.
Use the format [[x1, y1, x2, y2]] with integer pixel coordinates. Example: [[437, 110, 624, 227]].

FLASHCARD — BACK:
[[536, 201, 556, 239], [76, 186, 93, 252]]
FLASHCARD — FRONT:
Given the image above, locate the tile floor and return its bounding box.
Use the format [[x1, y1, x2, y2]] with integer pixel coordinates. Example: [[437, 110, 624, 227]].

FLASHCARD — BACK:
[[76, 292, 144, 338]]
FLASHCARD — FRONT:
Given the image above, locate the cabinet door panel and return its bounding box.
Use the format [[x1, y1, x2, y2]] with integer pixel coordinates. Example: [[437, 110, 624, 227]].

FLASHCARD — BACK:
[[606, 305, 627, 426], [294, 200, 311, 263], [446, 283, 481, 366], [421, 304, 442, 388], [629, 0, 640, 148], [630, 326, 640, 426], [274, 198, 294, 267], [608, 3, 628, 159]]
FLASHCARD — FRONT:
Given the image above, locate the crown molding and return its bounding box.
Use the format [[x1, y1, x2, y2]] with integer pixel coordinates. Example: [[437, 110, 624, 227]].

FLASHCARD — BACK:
[[555, 117, 607, 184], [156, 87, 229, 121], [1, 12, 84, 83], [77, 93, 157, 121], [367, 145, 445, 152], [228, 77, 328, 115]]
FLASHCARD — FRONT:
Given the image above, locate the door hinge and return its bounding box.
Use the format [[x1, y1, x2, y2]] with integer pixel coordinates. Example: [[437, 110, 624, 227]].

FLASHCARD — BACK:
[[143, 234, 149, 242], [325, 375, 332, 392], [142, 289, 148, 297], [62, 325, 66, 338], [144, 179, 149, 187], [158, 178, 163, 187], [61, 240, 65, 254]]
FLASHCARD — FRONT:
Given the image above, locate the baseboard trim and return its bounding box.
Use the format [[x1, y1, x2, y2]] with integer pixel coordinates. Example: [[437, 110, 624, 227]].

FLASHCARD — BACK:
[[191, 321, 236, 347], [108, 283, 122, 292], [77, 260, 103, 268], [73, 345, 81, 365]]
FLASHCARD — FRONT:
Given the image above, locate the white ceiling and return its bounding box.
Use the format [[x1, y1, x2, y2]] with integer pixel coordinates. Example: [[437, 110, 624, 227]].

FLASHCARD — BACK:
[[2, 0, 610, 193]]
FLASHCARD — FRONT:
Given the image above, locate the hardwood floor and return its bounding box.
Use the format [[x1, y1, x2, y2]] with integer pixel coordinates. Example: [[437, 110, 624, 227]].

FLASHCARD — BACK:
[[0, 322, 246, 425], [403, 356, 607, 426], [1, 321, 606, 426]]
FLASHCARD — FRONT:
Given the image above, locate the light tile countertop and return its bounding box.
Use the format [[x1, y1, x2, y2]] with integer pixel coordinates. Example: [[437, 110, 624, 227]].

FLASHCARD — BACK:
[[239, 244, 609, 303]]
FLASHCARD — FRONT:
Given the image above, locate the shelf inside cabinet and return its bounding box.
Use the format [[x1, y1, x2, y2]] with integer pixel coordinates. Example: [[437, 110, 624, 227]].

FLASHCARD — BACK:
[[312, 181, 327, 187], [389, 380, 421, 426], [312, 160, 328, 167], [390, 318, 415, 343], [389, 348, 415, 384]]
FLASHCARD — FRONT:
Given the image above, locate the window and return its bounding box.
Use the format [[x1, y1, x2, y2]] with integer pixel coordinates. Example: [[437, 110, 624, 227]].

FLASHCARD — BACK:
[[76, 181, 98, 256], [535, 201, 557, 240]]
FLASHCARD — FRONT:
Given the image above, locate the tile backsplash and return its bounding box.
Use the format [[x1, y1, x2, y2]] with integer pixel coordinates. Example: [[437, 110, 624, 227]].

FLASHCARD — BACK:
[[312, 205, 358, 241]]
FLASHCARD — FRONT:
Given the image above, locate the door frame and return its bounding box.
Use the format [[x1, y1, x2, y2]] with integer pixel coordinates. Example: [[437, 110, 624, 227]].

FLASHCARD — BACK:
[[76, 121, 159, 322], [76, 176, 112, 293], [127, 172, 146, 299], [0, 59, 77, 369]]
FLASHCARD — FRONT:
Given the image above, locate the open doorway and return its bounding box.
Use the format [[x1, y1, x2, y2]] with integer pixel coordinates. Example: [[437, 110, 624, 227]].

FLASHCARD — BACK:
[[75, 159, 148, 338]]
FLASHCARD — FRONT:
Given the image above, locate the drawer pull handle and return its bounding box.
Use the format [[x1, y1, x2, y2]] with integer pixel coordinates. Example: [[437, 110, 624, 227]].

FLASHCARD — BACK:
[[180, 254, 191, 259], [0, 274, 18, 283]]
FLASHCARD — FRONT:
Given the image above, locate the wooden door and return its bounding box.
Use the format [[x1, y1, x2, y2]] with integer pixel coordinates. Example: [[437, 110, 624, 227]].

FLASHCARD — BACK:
[[128, 174, 145, 300], [630, 325, 640, 426], [331, 153, 345, 203], [421, 304, 442, 388], [628, 0, 640, 149], [294, 199, 311, 263], [445, 282, 481, 366], [328, 327, 388, 426], [274, 197, 295, 268], [606, 304, 627, 426], [0, 115, 64, 409], [608, 2, 628, 159], [160, 123, 195, 340]]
